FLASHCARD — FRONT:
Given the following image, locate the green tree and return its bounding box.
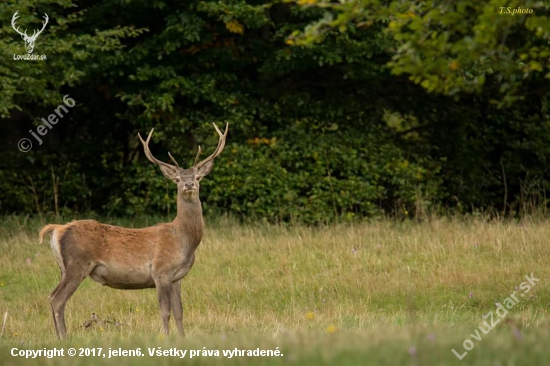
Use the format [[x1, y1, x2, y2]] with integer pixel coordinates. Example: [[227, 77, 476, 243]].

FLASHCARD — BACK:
[[290, 0, 550, 106]]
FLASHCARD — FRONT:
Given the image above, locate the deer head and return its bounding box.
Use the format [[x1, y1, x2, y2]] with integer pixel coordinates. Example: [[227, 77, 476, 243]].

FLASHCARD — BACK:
[[138, 123, 228, 200], [12, 11, 49, 54]]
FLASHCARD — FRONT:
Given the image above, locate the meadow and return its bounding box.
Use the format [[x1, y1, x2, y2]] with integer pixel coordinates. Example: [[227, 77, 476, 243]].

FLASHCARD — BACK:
[[0, 215, 549, 365]]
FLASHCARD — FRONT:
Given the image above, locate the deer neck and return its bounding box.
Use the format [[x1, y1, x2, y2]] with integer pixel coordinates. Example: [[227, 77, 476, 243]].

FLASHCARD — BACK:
[[173, 193, 204, 251]]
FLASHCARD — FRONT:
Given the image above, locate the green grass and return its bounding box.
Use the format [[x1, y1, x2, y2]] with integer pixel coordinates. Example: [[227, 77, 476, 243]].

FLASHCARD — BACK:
[[1, 215, 549, 365]]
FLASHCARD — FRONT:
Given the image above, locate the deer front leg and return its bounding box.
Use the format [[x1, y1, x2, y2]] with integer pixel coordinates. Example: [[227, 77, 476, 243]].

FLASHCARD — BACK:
[[170, 280, 184, 336], [155, 279, 172, 335]]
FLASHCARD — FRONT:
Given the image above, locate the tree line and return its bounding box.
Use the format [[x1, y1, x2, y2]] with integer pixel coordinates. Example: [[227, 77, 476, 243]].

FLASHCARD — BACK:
[[1, 1, 549, 223]]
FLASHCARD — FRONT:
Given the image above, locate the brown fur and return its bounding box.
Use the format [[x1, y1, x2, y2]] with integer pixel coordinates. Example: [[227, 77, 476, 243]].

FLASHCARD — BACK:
[[41, 124, 227, 339]]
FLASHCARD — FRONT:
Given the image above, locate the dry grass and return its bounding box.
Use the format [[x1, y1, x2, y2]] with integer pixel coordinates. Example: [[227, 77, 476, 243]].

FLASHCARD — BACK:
[[0, 215, 549, 365]]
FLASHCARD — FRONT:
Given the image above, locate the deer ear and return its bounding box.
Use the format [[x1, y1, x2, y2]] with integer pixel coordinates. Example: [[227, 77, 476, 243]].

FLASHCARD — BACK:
[[196, 160, 214, 181], [159, 165, 178, 181]]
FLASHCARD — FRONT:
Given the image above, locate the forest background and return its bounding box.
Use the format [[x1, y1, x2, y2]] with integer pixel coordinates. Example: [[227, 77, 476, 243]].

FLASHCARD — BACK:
[[1, 0, 549, 224]]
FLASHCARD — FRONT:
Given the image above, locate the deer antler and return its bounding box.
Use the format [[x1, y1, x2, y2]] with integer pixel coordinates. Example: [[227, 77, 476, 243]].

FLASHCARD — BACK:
[[194, 123, 229, 170], [138, 129, 179, 171], [11, 11, 28, 38]]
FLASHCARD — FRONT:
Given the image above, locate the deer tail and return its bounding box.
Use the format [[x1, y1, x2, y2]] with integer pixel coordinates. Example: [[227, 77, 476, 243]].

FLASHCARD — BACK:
[[39, 224, 64, 244]]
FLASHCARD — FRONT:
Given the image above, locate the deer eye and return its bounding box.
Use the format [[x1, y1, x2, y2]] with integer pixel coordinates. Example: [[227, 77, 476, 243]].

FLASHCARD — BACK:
[[175, 177, 181, 182]]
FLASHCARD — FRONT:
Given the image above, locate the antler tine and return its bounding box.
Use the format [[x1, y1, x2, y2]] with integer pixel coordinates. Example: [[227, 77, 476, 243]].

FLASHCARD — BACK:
[[167, 152, 180, 168], [137, 129, 177, 170], [193, 145, 202, 166], [194, 122, 229, 169]]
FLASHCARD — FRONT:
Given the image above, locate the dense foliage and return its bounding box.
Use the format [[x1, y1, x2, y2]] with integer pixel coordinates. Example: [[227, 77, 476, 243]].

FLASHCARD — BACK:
[[1, 0, 549, 222]]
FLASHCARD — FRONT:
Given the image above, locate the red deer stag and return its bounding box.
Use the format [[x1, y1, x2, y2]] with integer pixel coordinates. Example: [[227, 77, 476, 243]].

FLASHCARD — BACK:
[[39, 123, 228, 339]]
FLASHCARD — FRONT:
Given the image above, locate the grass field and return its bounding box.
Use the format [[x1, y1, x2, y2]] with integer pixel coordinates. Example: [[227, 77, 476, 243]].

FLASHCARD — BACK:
[[0, 215, 549, 365]]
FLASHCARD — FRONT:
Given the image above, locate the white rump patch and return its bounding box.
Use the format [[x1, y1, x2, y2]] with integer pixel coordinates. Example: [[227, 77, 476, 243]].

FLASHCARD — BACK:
[[50, 230, 65, 272]]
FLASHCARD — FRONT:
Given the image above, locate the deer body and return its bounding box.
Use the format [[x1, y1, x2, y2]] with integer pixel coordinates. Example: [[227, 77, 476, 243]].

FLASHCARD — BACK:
[[39, 124, 228, 339]]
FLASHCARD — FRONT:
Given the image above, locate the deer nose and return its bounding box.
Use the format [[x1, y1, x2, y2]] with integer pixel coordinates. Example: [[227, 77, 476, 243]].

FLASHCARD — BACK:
[[184, 182, 195, 189]]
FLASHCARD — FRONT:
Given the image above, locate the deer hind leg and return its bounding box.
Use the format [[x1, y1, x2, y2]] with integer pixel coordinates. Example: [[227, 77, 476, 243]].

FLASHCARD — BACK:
[[49, 265, 88, 339], [170, 280, 184, 336], [48, 269, 64, 338]]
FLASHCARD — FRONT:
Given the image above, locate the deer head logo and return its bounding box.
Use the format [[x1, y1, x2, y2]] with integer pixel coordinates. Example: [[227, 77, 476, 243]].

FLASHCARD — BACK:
[[11, 11, 49, 54]]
